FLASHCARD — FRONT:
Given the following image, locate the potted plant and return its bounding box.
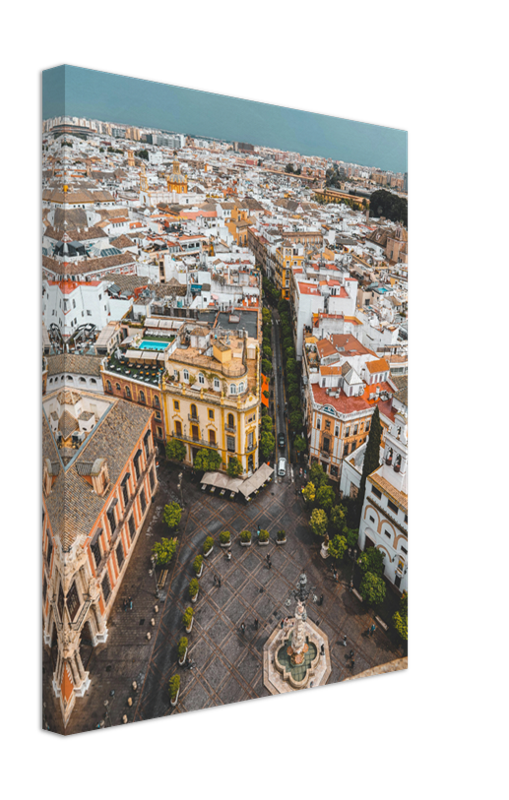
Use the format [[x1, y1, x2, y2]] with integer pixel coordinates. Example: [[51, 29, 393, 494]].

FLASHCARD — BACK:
[[189, 578, 199, 603], [219, 531, 231, 548], [169, 675, 180, 707], [203, 536, 214, 558], [276, 529, 287, 545], [178, 636, 188, 666], [182, 606, 194, 633], [240, 530, 252, 547], [193, 554, 204, 578], [258, 529, 270, 546]]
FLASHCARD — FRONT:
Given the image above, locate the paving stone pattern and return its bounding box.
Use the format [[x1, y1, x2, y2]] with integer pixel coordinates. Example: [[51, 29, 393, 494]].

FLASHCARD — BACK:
[[43, 463, 404, 735]]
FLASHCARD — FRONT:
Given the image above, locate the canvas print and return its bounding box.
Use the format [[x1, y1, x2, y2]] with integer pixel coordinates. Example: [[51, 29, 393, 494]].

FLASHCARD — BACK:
[[42, 66, 408, 734]]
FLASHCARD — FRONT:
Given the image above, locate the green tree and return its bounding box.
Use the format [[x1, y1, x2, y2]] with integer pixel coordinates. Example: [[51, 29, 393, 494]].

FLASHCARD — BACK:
[[285, 163, 295, 173], [302, 481, 316, 505], [260, 431, 275, 460], [151, 536, 177, 566], [316, 484, 335, 513], [227, 457, 243, 478], [262, 358, 272, 375], [358, 407, 383, 520], [360, 572, 386, 606], [310, 508, 328, 537], [289, 396, 300, 412], [309, 463, 329, 488], [345, 527, 359, 548], [194, 448, 222, 473], [166, 438, 186, 462], [369, 189, 407, 226], [358, 546, 385, 577], [328, 534, 348, 561], [393, 591, 408, 641], [262, 308, 272, 325], [294, 435, 306, 454], [261, 415, 273, 432], [163, 503, 182, 531], [289, 410, 303, 430], [136, 149, 149, 160], [330, 504, 346, 533]]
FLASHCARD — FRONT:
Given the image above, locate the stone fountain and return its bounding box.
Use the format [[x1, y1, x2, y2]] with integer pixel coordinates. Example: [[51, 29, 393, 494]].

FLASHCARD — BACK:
[[263, 573, 331, 694]]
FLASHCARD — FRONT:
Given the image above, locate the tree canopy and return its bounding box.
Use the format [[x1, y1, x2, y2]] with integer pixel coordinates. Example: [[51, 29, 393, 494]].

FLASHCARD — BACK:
[[260, 431, 275, 460], [166, 438, 186, 462], [152, 537, 177, 566], [328, 534, 348, 561], [358, 546, 385, 577], [310, 508, 328, 537], [194, 448, 222, 473], [162, 503, 182, 531], [370, 189, 407, 226], [227, 457, 243, 478], [360, 572, 386, 606]]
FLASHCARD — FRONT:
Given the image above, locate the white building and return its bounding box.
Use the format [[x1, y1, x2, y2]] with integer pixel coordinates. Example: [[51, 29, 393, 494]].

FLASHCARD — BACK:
[[358, 410, 408, 593], [42, 279, 132, 340]]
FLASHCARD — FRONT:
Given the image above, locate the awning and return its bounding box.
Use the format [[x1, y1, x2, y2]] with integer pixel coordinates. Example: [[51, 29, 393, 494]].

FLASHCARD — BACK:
[[238, 463, 274, 498]]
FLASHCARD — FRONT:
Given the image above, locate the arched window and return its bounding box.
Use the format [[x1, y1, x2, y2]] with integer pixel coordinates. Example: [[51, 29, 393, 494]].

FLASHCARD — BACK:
[[66, 375, 73, 382], [139, 391, 145, 404], [190, 403, 198, 420], [115, 383, 121, 391], [230, 384, 237, 395], [213, 378, 220, 391], [228, 413, 234, 428], [90, 378, 97, 385], [79, 377, 86, 383], [106, 380, 112, 392], [238, 381, 244, 394], [198, 373, 205, 385], [125, 386, 131, 399], [183, 369, 189, 381], [153, 396, 160, 408]]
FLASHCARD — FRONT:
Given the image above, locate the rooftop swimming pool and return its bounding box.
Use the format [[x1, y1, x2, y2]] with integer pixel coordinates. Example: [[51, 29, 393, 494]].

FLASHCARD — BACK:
[[139, 340, 169, 351]]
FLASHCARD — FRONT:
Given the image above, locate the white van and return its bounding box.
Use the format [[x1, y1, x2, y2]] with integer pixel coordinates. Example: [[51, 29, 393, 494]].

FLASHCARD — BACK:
[[278, 457, 287, 477]]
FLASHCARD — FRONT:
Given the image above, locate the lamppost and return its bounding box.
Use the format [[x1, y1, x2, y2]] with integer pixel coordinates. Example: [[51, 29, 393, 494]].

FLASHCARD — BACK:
[[177, 471, 185, 507]]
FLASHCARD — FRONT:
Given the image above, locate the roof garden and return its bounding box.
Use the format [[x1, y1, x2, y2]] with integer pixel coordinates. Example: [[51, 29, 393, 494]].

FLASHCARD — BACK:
[[104, 353, 163, 387]]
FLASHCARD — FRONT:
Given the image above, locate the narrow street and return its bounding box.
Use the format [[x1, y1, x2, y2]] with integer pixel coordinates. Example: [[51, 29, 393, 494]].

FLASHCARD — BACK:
[[271, 308, 292, 482]]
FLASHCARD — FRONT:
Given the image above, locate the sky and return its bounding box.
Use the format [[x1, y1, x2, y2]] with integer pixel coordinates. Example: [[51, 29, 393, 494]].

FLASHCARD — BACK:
[[43, 65, 407, 174]]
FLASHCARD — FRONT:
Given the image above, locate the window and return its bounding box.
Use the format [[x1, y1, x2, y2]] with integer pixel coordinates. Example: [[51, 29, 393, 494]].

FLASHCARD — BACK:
[[155, 411, 161, 420], [149, 468, 155, 490], [175, 420, 182, 436], [190, 404, 198, 420], [125, 386, 131, 399], [107, 504, 117, 535], [106, 380, 112, 392], [87, 309, 92, 316], [144, 430, 152, 458], [230, 384, 237, 395], [317, 418, 321, 431], [57, 584, 65, 621], [325, 420, 331, 431], [227, 436, 235, 452], [140, 489, 147, 514], [174, 400, 179, 410], [213, 378, 220, 391], [183, 369, 189, 381], [335, 426, 339, 437], [404, 514, 408, 524], [248, 431, 254, 450], [198, 373, 205, 384], [121, 473, 130, 506], [134, 450, 142, 480], [345, 426, 350, 437], [322, 437, 330, 453], [401, 545, 408, 555], [365, 420, 370, 432], [174, 370, 179, 381], [116, 540, 125, 570], [128, 515, 136, 542], [384, 530, 391, 539], [91, 531, 102, 568], [139, 390, 145, 404], [343, 443, 349, 457], [227, 413, 235, 429], [388, 500, 399, 515], [102, 573, 111, 603], [208, 409, 214, 420], [209, 429, 216, 445], [353, 424, 358, 435], [46, 537, 53, 566], [371, 486, 382, 499], [43, 575, 47, 602], [369, 515, 375, 523], [238, 381, 244, 393], [67, 582, 81, 622]]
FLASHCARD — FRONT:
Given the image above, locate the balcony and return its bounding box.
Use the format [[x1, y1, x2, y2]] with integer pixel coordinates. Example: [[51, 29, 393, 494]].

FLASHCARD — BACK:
[[225, 424, 236, 433], [188, 414, 200, 423], [320, 451, 331, 461], [171, 431, 218, 449]]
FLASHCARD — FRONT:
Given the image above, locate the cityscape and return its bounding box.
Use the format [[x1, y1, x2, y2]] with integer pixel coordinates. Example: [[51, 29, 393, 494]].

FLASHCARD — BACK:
[[42, 110, 408, 734]]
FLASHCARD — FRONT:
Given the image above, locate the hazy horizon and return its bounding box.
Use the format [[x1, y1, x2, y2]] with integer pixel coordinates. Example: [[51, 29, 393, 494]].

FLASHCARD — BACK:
[[43, 65, 407, 173]]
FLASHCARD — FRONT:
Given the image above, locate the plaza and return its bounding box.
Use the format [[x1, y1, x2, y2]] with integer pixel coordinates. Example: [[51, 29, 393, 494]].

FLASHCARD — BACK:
[[43, 463, 405, 734]]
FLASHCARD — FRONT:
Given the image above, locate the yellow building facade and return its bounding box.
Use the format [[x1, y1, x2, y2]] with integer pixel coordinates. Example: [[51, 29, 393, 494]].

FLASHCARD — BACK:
[[162, 329, 261, 474]]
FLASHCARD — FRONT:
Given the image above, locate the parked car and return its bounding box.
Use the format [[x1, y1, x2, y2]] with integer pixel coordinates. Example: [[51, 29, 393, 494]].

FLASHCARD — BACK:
[[278, 433, 285, 449], [278, 457, 287, 477]]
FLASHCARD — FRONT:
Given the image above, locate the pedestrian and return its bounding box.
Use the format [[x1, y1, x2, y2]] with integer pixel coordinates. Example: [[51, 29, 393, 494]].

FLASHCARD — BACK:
[[217, 576, 222, 588], [257, 526, 260, 538], [226, 550, 232, 561], [348, 649, 354, 660], [342, 635, 347, 647], [280, 618, 285, 629], [370, 623, 376, 636], [240, 622, 245, 634], [318, 594, 324, 606], [128, 597, 133, 611], [123, 598, 127, 611], [320, 643, 325, 656], [333, 569, 338, 582], [266, 554, 271, 569], [254, 618, 259, 629], [213, 575, 217, 586]]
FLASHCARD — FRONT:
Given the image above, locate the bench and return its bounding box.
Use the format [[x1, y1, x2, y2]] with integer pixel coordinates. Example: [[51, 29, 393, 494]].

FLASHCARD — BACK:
[[352, 588, 364, 602], [157, 570, 168, 590], [375, 615, 389, 632]]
